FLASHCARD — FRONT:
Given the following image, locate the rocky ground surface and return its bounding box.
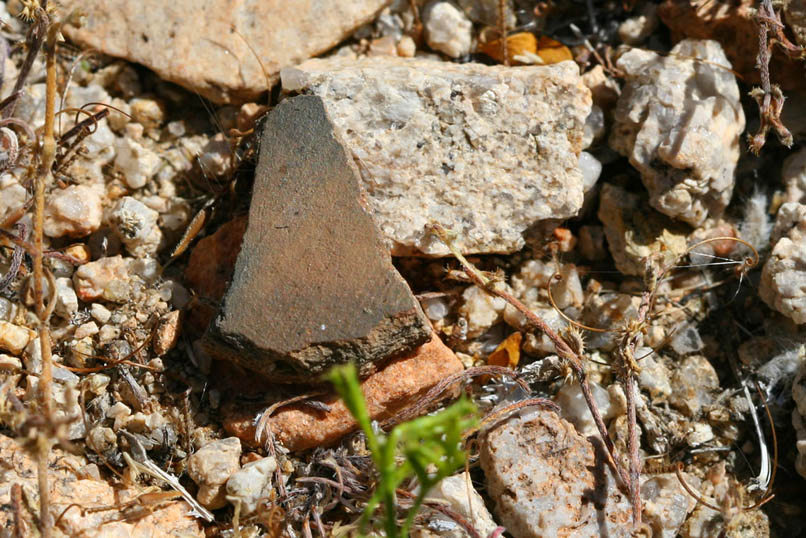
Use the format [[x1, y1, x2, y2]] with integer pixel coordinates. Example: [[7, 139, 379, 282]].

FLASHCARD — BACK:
[[1, 1, 806, 537]]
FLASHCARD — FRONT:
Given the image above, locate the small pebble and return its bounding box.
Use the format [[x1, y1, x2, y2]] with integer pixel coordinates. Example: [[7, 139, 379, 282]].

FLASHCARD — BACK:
[[115, 136, 161, 189], [110, 196, 163, 257], [423, 1, 472, 58], [0, 321, 35, 355], [54, 277, 79, 319], [226, 456, 277, 515], [90, 303, 112, 323], [74, 321, 99, 340], [73, 255, 132, 303], [44, 184, 104, 238], [188, 437, 242, 510]]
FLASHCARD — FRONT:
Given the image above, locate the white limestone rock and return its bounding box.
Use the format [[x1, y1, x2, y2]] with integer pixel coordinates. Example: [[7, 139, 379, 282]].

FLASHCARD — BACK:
[[44, 184, 104, 238], [115, 136, 161, 189], [610, 39, 745, 226], [423, 1, 473, 58], [641, 473, 698, 538], [188, 437, 241, 510], [282, 56, 591, 255], [110, 196, 163, 257], [782, 146, 806, 204], [226, 456, 277, 515], [760, 203, 806, 323], [425, 472, 499, 536], [0, 174, 26, 224]]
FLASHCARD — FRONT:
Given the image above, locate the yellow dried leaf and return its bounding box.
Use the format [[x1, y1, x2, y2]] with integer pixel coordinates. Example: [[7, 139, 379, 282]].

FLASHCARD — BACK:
[[487, 331, 522, 370], [478, 32, 537, 65], [536, 36, 573, 65]]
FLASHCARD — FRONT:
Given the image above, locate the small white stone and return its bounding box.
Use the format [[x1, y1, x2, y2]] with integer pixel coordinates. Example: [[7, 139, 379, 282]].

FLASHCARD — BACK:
[[783, 146, 806, 204], [396, 35, 416, 57], [760, 203, 806, 323], [115, 136, 161, 189], [44, 184, 104, 238], [459, 285, 507, 337], [618, 2, 659, 46], [422, 297, 449, 321], [90, 303, 112, 323], [226, 456, 277, 515], [0, 353, 22, 371], [579, 152, 602, 193], [555, 381, 613, 437], [73, 256, 132, 303], [0, 174, 26, 224], [0, 321, 35, 355], [110, 196, 163, 257], [641, 473, 698, 538], [686, 422, 714, 447], [85, 373, 111, 395], [425, 472, 498, 536], [54, 277, 79, 319], [188, 437, 242, 510], [423, 1, 473, 58], [198, 133, 233, 178], [74, 321, 99, 340], [98, 324, 121, 343], [582, 105, 605, 148]]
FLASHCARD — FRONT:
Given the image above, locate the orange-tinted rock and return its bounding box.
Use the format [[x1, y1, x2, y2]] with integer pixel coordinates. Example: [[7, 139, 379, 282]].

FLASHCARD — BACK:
[[184, 215, 248, 303], [224, 336, 464, 452]]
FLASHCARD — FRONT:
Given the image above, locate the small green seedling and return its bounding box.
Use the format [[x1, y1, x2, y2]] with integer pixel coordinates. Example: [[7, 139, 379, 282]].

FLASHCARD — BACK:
[[328, 363, 478, 538]]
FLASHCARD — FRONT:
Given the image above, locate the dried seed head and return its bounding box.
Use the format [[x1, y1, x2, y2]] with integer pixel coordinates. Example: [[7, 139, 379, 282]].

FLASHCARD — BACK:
[[561, 324, 585, 356]]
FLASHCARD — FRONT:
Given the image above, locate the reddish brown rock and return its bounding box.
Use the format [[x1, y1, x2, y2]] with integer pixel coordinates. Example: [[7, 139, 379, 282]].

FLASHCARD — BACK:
[[60, 0, 390, 103], [659, 0, 804, 90], [224, 335, 464, 452], [204, 95, 431, 382]]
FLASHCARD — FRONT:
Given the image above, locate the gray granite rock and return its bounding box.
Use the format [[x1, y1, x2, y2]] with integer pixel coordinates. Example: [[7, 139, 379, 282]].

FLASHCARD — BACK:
[[204, 95, 431, 382], [610, 39, 744, 226], [282, 56, 591, 256]]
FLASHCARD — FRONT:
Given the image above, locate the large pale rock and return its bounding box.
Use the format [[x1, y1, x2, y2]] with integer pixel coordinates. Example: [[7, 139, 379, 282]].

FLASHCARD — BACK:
[[282, 56, 591, 256], [61, 0, 390, 104], [760, 203, 806, 324], [204, 95, 431, 381], [0, 434, 203, 537], [480, 410, 632, 537], [187, 437, 241, 509], [610, 39, 744, 226]]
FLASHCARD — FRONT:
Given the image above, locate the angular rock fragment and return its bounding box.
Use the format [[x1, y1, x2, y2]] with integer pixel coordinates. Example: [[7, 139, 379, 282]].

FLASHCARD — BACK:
[[224, 335, 463, 451], [598, 183, 688, 276], [205, 95, 431, 381], [760, 203, 806, 324], [480, 410, 632, 538], [282, 56, 591, 255], [61, 0, 390, 103], [187, 437, 241, 510], [610, 39, 745, 226]]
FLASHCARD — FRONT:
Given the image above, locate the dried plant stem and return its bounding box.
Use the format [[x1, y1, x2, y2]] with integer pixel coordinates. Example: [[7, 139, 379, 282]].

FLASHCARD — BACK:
[[427, 224, 631, 492], [32, 13, 60, 537], [497, 0, 509, 66]]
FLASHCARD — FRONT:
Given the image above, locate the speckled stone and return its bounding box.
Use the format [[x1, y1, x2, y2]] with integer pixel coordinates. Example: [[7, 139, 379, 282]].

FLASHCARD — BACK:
[[282, 56, 591, 256]]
